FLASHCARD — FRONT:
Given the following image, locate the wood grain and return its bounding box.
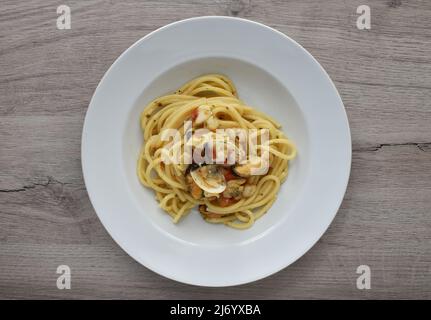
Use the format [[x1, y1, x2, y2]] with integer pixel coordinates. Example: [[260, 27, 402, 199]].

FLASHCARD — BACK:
[[1, 0, 430, 299]]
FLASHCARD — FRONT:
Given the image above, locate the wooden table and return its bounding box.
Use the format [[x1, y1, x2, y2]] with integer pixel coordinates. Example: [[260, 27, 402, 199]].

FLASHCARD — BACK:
[[1, 0, 430, 299]]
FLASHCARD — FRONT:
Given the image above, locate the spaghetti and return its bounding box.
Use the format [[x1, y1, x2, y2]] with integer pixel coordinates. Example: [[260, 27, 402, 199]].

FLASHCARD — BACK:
[[137, 74, 296, 229]]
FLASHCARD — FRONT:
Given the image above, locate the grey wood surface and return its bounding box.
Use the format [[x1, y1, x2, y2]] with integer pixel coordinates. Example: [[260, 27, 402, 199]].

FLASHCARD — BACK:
[[1, 0, 430, 299]]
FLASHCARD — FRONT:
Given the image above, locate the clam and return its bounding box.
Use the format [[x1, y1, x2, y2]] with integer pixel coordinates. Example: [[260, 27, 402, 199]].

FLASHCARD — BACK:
[[190, 164, 226, 194], [242, 184, 257, 198], [222, 179, 246, 199], [233, 156, 269, 177], [185, 173, 203, 199]]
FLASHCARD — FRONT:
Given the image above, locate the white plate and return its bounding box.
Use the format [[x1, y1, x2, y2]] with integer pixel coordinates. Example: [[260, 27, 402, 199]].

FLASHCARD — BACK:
[[82, 16, 351, 287]]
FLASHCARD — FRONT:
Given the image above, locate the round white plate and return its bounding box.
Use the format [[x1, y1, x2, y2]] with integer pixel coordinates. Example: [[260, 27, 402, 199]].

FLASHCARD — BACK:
[[82, 16, 351, 287]]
